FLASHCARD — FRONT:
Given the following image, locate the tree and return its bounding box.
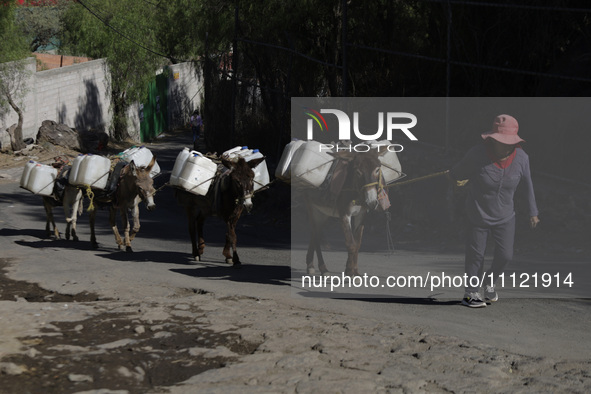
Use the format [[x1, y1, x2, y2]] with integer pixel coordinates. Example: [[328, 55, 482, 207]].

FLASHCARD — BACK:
[[60, 0, 164, 141], [15, 0, 70, 52], [0, 0, 31, 151]]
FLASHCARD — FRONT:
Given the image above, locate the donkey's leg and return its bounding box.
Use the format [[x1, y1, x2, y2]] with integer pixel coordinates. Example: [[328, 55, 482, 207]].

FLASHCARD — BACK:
[[70, 189, 82, 242], [128, 204, 140, 242], [340, 214, 359, 277], [185, 205, 199, 260], [121, 207, 133, 253], [196, 213, 206, 261], [109, 206, 124, 250], [315, 241, 329, 275], [350, 214, 366, 277], [307, 207, 329, 275], [223, 209, 243, 266], [89, 209, 99, 249], [223, 220, 236, 265], [64, 188, 82, 241], [43, 198, 60, 239], [43, 198, 52, 237], [306, 241, 316, 275]]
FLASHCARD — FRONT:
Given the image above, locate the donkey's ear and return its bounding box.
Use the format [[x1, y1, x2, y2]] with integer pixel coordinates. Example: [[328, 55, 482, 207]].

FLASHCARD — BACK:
[[146, 155, 156, 172], [247, 157, 265, 169], [129, 160, 137, 176], [221, 157, 236, 170]]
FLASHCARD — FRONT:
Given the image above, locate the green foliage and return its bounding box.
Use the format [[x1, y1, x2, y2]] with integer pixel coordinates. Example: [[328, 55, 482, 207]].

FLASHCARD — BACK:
[[60, 0, 164, 140], [0, 0, 30, 123], [0, 0, 29, 63], [15, 0, 69, 52], [152, 0, 226, 63]]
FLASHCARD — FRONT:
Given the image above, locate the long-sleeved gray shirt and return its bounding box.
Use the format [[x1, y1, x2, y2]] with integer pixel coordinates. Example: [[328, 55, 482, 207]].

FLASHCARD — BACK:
[[450, 143, 539, 227]]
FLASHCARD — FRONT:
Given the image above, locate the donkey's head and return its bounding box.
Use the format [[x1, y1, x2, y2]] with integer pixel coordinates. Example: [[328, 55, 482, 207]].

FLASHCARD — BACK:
[[124, 156, 157, 211], [333, 149, 386, 210], [221, 157, 265, 213]]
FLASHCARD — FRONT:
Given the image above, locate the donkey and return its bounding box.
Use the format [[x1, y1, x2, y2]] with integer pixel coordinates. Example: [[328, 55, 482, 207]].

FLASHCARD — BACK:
[[89, 157, 157, 252], [175, 156, 265, 266], [42, 158, 84, 241], [43, 185, 83, 240], [303, 149, 390, 276]]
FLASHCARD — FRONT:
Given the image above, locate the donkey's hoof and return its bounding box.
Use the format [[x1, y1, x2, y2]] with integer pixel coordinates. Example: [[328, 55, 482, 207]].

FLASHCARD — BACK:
[[73, 236, 79, 242], [91, 242, 99, 250], [232, 262, 242, 269], [307, 267, 315, 275], [344, 269, 360, 277], [226, 258, 233, 264], [126, 246, 133, 253], [193, 255, 201, 262]]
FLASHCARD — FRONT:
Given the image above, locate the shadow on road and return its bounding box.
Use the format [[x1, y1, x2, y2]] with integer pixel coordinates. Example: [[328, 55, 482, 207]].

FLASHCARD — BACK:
[[171, 263, 291, 288], [0, 228, 50, 240], [14, 238, 98, 251], [296, 291, 461, 306], [96, 250, 194, 265]]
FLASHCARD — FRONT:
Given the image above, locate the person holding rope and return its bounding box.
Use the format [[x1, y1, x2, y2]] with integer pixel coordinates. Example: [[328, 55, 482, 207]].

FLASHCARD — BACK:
[[448, 114, 540, 308]]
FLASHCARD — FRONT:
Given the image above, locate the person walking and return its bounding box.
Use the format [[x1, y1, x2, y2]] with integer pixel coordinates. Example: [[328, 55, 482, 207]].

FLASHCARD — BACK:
[[449, 114, 540, 308], [190, 109, 204, 150]]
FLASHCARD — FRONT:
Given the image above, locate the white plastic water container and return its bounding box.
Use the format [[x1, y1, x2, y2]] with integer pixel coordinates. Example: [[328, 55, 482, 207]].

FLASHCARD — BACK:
[[20, 160, 37, 189], [70, 154, 111, 190], [221, 146, 243, 160], [177, 152, 217, 196], [245, 150, 270, 191], [120, 146, 160, 178], [24, 163, 57, 196], [290, 140, 334, 188], [275, 139, 305, 182], [169, 147, 193, 187], [236, 147, 253, 160], [372, 140, 403, 184], [68, 154, 85, 185], [222, 146, 250, 162]]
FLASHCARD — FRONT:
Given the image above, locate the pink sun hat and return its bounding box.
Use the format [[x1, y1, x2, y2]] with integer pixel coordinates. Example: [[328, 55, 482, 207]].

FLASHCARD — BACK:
[[481, 114, 525, 145]]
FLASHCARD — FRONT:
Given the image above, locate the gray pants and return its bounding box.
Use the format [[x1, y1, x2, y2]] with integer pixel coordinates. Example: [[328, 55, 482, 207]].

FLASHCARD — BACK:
[[464, 216, 515, 292]]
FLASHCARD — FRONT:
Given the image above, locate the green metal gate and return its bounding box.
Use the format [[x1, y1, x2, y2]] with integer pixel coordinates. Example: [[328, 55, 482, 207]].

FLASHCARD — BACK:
[[140, 73, 168, 142]]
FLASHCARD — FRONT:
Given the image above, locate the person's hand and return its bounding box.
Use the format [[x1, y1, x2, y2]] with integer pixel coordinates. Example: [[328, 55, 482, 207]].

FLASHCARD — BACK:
[[530, 216, 540, 229], [445, 170, 469, 187]]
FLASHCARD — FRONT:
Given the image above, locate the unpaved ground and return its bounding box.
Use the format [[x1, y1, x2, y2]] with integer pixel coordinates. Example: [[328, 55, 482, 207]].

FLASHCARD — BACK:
[[1, 257, 590, 394]]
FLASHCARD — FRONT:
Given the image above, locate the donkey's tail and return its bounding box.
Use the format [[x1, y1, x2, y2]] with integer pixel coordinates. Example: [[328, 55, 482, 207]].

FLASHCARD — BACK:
[[78, 194, 84, 216]]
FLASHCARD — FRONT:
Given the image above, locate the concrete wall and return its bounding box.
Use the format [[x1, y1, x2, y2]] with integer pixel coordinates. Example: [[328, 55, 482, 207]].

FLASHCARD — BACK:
[[167, 62, 203, 130], [126, 62, 203, 141], [1, 58, 203, 148], [1, 57, 111, 149]]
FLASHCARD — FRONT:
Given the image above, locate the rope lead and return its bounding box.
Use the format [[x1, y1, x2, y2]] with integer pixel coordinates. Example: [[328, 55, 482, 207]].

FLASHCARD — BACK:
[[85, 184, 95, 212]]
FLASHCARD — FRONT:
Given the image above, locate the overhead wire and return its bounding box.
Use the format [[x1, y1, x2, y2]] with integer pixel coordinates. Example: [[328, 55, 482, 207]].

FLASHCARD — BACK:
[[77, 0, 189, 62], [422, 0, 591, 13]]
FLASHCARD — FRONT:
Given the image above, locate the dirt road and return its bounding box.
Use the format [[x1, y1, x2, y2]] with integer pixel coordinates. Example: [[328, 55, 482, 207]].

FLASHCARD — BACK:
[[1, 132, 590, 393]]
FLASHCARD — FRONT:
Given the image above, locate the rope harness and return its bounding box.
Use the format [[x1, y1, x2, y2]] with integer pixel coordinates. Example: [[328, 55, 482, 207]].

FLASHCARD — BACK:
[[360, 167, 385, 191], [385, 169, 451, 188]]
